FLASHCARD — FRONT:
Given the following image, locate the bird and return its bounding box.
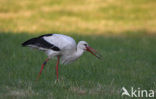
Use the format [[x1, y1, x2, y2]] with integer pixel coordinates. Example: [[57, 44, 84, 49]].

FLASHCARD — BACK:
[[22, 34, 102, 81]]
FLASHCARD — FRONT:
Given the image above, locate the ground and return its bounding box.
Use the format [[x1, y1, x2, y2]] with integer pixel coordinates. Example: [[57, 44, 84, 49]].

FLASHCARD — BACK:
[[0, 33, 156, 98], [0, 0, 155, 34], [0, 0, 156, 99]]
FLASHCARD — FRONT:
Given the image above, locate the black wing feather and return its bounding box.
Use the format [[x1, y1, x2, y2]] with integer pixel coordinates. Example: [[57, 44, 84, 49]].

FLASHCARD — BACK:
[[22, 34, 60, 51]]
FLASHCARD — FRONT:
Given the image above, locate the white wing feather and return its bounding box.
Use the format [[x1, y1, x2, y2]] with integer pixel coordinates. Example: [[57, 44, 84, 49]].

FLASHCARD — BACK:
[[43, 34, 77, 52]]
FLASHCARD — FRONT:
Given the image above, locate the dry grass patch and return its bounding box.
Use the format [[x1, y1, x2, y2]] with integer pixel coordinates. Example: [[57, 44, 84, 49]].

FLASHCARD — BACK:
[[0, 0, 155, 35]]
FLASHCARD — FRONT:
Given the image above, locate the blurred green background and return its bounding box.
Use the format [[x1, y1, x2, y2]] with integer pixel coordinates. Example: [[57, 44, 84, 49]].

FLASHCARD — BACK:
[[0, 0, 156, 99]]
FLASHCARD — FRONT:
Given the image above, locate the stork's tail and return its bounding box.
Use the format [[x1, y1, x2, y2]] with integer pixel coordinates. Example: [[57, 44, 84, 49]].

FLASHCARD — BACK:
[[22, 38, 37, 47]]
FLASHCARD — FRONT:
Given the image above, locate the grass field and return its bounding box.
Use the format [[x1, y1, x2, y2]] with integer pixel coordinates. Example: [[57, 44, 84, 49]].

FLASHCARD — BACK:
[[0, 33, 156, 98], [0, 0, 156, 34], [0, 0, 156, 98]]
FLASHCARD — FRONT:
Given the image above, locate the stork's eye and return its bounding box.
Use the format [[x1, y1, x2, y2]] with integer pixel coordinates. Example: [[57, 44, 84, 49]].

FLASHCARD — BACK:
[[84, 44, 87, 46]]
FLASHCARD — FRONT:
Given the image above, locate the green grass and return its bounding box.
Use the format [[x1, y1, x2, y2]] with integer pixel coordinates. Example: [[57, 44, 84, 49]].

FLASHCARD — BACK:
[[0, 0, 156, 98], [0, 32, 156, 98]]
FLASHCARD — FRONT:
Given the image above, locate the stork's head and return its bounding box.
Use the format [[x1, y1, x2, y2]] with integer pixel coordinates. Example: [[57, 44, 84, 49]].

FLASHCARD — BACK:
[[78, 41, 102, 59]]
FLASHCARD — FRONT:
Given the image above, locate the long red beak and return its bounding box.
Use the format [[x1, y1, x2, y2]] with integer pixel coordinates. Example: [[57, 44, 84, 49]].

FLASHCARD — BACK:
[[86, 46, 102, 59]]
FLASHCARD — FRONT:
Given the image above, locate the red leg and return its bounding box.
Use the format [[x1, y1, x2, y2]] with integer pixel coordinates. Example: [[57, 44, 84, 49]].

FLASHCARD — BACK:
[[56, 56, 60, 81], [36, 58, 49, 81]]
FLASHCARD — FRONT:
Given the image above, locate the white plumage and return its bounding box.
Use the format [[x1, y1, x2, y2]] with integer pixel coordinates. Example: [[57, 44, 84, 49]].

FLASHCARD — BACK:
[[43, 34, 78, 64], [22, 34, 102, 80]]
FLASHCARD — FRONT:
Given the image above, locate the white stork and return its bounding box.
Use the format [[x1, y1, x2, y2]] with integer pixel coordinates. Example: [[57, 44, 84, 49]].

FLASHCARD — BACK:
[[22, 34, 102, 80]]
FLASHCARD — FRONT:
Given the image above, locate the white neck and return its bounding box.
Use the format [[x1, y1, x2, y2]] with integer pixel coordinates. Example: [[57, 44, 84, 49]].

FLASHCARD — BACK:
[[61, 42, 85, 64], [73, 41, 87, 59], [74, 47, 84, 58]]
